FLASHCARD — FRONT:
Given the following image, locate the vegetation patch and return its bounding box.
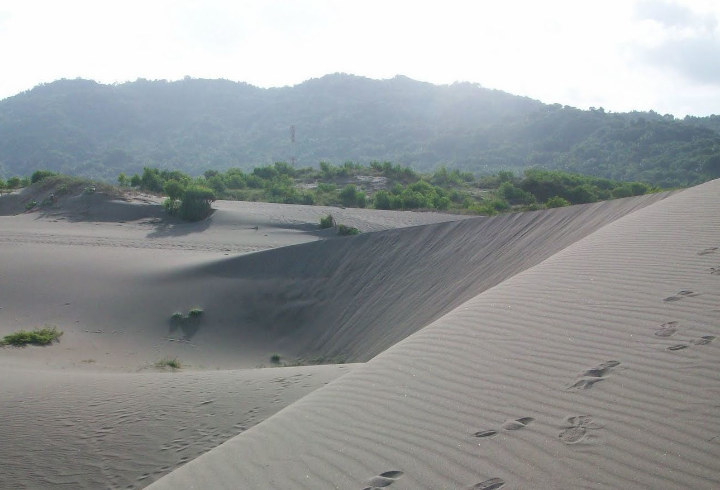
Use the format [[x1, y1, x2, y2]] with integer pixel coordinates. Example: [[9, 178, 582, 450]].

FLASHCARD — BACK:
[[337, 224, 360, 236], [1, 326, 63, 347], [319, 214, 335, 229], [155, 357, 182, 370], [187, 307, 204, 318], [117, 162, 660, 219]]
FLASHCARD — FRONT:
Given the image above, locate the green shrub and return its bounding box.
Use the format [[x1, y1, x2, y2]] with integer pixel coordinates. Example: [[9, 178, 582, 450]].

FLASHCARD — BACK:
[[339, 184, 361, 207], [498, 182, 537, 205], [25, 200, 38, 210], [188, 308, 204, 318], [179, 185, 215, 221], [319, 214, 335, 229], [155, 357, 181, 369], [6, 177, 21, 189], [373, 190, 393, 209], [1, 326, 63, 346], [270, 353, 281, 365], [546, 196, 571, 208], [31, 170, 57, 184], [163, 197, 181, 215], [337, 224, 360, 236]]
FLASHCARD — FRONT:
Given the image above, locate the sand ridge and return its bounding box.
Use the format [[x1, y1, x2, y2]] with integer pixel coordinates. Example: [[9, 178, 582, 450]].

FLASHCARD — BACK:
[[149, 179, 720, 489]]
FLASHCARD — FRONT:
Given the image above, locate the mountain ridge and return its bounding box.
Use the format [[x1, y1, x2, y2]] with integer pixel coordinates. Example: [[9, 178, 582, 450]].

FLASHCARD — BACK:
[[1, 73, 718, 186]]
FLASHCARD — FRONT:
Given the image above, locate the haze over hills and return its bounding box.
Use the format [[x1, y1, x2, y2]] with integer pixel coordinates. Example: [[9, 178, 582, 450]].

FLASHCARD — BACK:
[[1, 74, 719, 186]]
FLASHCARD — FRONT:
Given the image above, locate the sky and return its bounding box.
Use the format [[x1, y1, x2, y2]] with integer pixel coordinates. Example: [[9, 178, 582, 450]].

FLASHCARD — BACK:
[[1, 0, 719, 117]]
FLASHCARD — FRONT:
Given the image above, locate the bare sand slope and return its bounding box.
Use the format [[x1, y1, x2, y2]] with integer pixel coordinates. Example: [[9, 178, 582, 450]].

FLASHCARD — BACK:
[[150, 179, 720, 489], [161, 192, 670, 363], [0, 363, 353, 489]]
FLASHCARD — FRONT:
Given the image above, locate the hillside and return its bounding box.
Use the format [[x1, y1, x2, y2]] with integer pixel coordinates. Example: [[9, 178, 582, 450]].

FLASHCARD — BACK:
[[1, 74, 719, 186]]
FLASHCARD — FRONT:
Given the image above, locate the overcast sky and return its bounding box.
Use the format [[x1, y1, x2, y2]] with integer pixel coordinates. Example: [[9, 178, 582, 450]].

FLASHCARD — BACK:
[[1, 0, 719, 116]]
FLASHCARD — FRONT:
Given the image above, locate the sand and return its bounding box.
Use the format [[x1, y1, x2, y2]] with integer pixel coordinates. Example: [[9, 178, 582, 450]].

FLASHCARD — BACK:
[[3, 182, 719, 489], [0, 194, 466, 488]]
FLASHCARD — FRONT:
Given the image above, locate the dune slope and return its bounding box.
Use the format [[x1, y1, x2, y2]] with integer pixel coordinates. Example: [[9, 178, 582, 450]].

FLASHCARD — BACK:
[[164, 192, 670, 363], [150, 180, 720, 489]]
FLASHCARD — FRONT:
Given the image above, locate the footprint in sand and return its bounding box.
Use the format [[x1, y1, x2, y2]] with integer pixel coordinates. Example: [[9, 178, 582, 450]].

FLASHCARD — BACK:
[[692, 335, 716, 345], [663, 290, 701, 302], [567, 361, 620, 390], [667, 336, 715, 351], [363, 470, 404, 489], [501, 417, 535, 431], [473, 430, 498, 438], [698, 247, 718, 256], [558, 415, 599, 444], [655, 321, 679, 337], [470, 477, 505, 489], [474, 418, 533, 440], [709, 267, 720, 275]]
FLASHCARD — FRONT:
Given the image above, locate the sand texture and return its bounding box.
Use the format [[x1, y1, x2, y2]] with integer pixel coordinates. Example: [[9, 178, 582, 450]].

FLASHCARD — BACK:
[[148, 180, 719, 489], [2, 183, 718, 489]]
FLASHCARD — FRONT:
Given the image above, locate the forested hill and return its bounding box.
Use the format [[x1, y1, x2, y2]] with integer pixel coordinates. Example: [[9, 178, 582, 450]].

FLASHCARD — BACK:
[[1, 74, 718, 187]]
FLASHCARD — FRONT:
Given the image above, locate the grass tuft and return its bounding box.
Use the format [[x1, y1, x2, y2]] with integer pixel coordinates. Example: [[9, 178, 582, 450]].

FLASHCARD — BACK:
[[1, 326, 63, 347], [155, 357, 182, 369]]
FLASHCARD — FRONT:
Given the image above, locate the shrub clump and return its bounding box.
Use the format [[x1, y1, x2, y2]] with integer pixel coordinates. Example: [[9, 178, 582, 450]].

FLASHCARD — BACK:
[[319, 214, 335, 229], [155, 357, 181, 369], [187, 308, 204, 318], [1, 326, 63, 346], [546, 196, 571, 208], [337, 224, 360, 236]]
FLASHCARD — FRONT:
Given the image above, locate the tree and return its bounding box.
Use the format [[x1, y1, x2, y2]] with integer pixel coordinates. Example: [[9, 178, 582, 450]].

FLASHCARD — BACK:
[[140, 167, 164, 192], [117, 173, 129, 187]]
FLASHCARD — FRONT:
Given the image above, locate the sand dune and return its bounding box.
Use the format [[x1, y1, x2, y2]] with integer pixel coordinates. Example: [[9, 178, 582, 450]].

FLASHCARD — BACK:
[[149, 180, 720, 489], [4, 183, 718, 489]]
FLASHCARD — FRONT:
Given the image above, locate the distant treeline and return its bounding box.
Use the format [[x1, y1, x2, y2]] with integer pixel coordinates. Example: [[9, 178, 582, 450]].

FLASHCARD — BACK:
[[119, 161, 659, 216], [1, 75, 719, 188]]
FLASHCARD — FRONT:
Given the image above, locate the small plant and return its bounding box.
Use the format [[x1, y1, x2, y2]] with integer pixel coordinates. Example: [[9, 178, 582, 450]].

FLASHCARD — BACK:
[[1, 326, 63, 347], [155, 357, 182, 369], [188, 308, 204, 318], [337, 224, 360, 236], [319, 214, 335, 229], [25, 200, 38, 210], [270, 353, 281, 365], [170, 311, 184, 321]]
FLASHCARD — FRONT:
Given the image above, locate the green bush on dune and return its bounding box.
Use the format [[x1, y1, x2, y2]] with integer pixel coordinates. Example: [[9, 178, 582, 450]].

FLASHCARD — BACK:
[[187, 308, 204, 318], [319, 214, 335, 229], [155, 357, 182, 369], [337, 224, 360, 236], [1, 326, 63, 346]]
